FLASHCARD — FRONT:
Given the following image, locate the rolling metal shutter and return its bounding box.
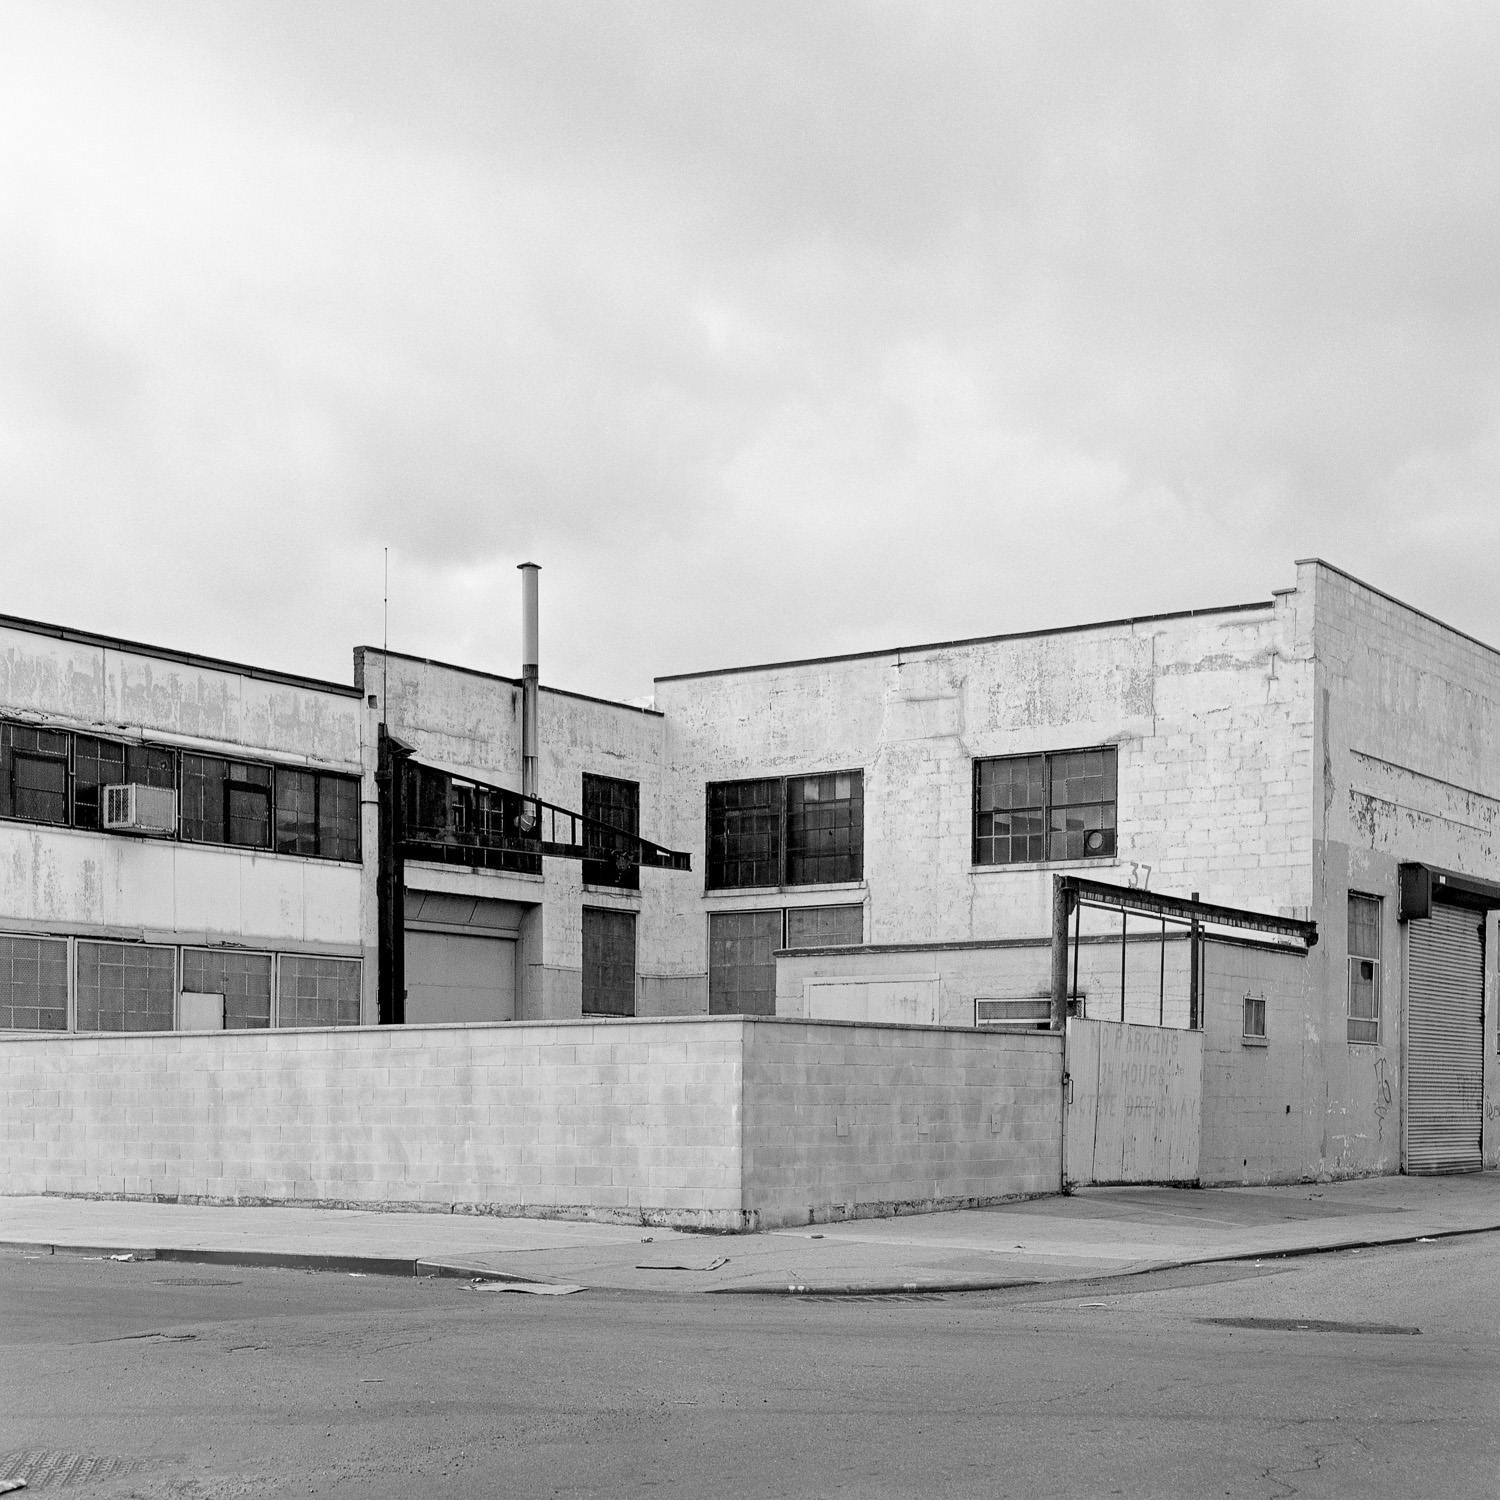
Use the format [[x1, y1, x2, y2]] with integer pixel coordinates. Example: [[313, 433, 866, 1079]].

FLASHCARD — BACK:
[[1406, 903, 1485, 1174]]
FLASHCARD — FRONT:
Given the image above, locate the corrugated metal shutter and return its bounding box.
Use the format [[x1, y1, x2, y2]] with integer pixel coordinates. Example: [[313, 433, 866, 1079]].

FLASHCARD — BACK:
[[1407, 903, 1485, 1174]]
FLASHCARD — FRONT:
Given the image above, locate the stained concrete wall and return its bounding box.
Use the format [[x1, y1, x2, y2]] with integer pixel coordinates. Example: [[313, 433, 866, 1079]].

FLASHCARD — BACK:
[[1197, 938, 1323, 1183], [655, 597, 1316, 1014], [1303, 561, 1500, 1175], [0, 1018, 1061, 1230], [1065, 1019, 1202, 1186]]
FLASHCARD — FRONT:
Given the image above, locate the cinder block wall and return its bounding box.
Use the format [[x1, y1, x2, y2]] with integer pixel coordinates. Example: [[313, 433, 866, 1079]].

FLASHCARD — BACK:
[[741, 1022, 1061, 1225], [0, 1018, 1061, 1231]]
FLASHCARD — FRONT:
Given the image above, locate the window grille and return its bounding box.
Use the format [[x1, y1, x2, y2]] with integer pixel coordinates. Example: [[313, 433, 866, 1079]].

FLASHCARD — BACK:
[[582, 907, 636, 1015], [76, 941, 175, 1032], [0, 934, 68, 1031], [277, 954, 361, 1028], [182, 948, 274, 1030], [707, 910, 781, 1015]]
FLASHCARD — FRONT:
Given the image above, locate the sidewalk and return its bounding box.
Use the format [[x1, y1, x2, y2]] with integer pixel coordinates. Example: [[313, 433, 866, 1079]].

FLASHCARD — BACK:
[[4, 1173, 1498, 1296]]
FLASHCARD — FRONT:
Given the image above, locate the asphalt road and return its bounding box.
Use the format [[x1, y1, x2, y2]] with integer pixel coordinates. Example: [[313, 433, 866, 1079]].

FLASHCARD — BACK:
[[3, 1234, 1497, 1499]]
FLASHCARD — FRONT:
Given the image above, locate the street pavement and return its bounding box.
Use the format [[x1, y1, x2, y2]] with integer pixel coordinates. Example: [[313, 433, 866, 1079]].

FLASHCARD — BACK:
[[4, 1170, 1498, 1294]]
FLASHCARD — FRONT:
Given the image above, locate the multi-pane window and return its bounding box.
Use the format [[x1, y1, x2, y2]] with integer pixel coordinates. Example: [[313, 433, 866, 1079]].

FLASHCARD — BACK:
[[0, 934, 68, 1030], [706, 904, 864, 1015], [582, 907, 636, 1016], [974, 747, 1117, 866], [181, 948, 274, 1030], [1347, 893, 1382, 1044], [708, 910, 782, 1015], [706, 771, 864, 890], [0, 724, 69, 825], [273, 768, 360, 860], [784, 904, 863, 949], [73, 738, 174, 830], [0, 719, 358, 861], [583, 774, 640, 891], [76, 941, 175, 1032], [277, 955, 361, 1028], [786, 773, 864, 884]]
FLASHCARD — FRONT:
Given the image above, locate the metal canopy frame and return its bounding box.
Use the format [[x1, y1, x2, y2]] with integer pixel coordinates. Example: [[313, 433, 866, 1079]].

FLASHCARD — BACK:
[[375, 733, 691, 1025], [1048, 874, 1318, 1032]]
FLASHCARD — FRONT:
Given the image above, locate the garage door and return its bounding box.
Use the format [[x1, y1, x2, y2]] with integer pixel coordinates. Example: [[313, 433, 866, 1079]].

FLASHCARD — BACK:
[[405, 930, 516, 1024], [1407, 903, 1485, 1174]]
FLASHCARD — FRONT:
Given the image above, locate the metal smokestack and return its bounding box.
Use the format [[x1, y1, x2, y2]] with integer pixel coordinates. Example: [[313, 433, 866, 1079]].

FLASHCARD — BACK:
[[518, 562, 540, 800]]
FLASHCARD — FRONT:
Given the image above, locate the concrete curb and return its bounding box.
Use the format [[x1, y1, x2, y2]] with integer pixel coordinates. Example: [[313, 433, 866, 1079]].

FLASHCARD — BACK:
[[2, 1241, 553, 1285], [707, 1221, 1500, 1297], [5, 1218, 1497, 1298]]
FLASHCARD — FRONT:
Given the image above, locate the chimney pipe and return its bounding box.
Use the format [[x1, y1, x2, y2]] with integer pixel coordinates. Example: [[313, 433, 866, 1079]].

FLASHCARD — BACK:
[[518, 562, 540, 800]]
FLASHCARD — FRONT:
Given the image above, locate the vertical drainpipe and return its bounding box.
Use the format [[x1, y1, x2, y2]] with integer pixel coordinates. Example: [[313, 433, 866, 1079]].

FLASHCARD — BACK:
[[519, 562, 540, 802], [376, 723, 412, 1026]]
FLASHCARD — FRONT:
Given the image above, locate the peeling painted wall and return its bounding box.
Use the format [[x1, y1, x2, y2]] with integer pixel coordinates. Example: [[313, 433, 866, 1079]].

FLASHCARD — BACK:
[[655, 600, 1315, 1011]]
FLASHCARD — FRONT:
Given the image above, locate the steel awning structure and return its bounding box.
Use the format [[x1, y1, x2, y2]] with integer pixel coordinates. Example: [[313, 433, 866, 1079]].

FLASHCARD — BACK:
[[375, 731, 691, 1024]]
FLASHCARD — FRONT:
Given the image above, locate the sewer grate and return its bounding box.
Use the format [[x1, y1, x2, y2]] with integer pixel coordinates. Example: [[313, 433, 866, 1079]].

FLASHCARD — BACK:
[[156, 1278, 241, 1287], [0, 1452, 153, 1489], [1200, 1316, 1420, 1335]]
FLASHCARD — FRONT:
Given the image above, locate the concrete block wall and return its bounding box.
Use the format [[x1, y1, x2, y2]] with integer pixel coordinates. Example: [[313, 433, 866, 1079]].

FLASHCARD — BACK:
[[1197, 939, 1328, 1183], [741, 1021, 1061, 1224], [0, 1018, 1061, 1230], [653, 597, 1317, 1014]]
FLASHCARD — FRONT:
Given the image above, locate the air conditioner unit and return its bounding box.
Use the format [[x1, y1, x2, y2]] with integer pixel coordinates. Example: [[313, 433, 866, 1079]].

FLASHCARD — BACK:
[[102, 783, 177, 836]]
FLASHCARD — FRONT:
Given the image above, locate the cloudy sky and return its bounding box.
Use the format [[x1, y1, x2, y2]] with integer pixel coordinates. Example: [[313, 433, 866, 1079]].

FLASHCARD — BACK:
[[2, 3, 1498, 701]]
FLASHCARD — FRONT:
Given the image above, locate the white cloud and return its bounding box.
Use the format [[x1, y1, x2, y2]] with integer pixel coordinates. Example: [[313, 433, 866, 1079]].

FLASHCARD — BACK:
[[2, 2, 1499, 698]]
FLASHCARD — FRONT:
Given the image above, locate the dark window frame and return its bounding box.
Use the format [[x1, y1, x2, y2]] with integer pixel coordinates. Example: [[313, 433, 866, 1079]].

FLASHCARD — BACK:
[[582, 906, 637, 1016], [705, 770, 864, 891], [0, 717, 359, 863], [973, 746, 1118, 867], [1347, 891, 1381, 1045], [582, 773, 641, 891]]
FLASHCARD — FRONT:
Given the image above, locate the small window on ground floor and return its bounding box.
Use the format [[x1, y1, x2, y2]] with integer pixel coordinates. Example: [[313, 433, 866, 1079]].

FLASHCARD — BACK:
[[76, 941, 175, 1032], [784, 904, 863, 949], [1347, 892, 1381, 1044], [0, 933, 68, 1030], [182, 948, 274, 1029], [582, 907, 636, 1016], [277, 955, 361, 1028], [708, 910, 781, 1016], [1243, 992, 1267, 1039]]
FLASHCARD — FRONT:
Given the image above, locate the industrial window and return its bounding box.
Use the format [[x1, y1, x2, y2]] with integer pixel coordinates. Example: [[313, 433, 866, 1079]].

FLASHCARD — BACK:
[[182, 948, 274, 1030], [1347, 893, 1382, 1044], [277, 955, 361, 1028], [786, 773, 864, 884], [0, 934, 68, 1030], [0, 723, 69, 826], [73, 737, 175, 830], [706, 771, 864, 890], [1243, 993, 1267, 1040], [582, 907, 636, 1016], [582, 774, 640, 891], [784, 904, 863, 949], [75, 940, 175, 1032], [974, 747, 1117, 866], [274, 768, 361, 861], [708, 910, 781, 1015]]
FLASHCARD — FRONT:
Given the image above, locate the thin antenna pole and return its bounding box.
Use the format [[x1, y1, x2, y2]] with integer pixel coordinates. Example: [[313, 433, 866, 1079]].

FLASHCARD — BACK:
[[381, 547, 389, 725]]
